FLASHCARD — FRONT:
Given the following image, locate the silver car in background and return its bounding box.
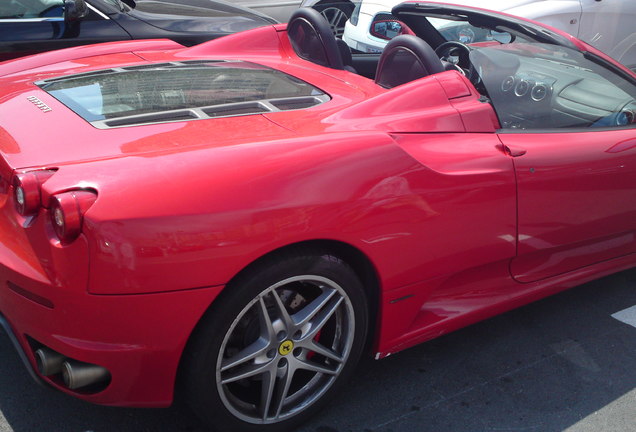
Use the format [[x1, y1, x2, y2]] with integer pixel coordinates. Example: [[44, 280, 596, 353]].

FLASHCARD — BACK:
[[233, 0, 303, 22]]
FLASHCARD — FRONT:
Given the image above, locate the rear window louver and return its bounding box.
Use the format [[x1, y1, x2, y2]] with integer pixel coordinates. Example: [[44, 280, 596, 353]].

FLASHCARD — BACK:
[[93, 96, 328, 129], [270, 97, 323, 110], [104, 110, 199, 127], [202, 102, 269, 117]]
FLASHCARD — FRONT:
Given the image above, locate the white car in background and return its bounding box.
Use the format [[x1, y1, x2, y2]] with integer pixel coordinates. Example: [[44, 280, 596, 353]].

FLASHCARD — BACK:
[[341, 0, 636, 69]]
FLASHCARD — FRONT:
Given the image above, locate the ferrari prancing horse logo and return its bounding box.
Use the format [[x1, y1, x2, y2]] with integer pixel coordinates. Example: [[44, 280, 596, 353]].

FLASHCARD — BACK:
[[278, 340, 294, 356]]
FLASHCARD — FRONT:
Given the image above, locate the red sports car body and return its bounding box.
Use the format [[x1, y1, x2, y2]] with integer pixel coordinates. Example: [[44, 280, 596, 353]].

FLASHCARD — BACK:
[[0, 2, 635, 431]]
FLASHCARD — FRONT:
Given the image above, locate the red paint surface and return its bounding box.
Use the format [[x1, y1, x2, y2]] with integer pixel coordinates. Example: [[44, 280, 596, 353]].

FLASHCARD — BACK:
[[0, 12, 635, 408]]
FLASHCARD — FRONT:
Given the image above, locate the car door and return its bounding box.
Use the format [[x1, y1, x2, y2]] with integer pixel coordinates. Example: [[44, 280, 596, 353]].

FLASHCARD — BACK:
[[472, 42, 636, 283], [578, 0, 636, 68], [0, 0, 131, 62], [502, 128, 636, 282]]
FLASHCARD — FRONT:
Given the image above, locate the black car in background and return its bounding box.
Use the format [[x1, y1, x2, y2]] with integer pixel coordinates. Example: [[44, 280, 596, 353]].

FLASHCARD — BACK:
[[0, 0, 278, 61]]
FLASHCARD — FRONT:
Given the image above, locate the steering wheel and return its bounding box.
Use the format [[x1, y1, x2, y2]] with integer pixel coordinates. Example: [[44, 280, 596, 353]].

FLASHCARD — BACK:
[[435, 41, 472, 69], [434, 40, 481, 83]]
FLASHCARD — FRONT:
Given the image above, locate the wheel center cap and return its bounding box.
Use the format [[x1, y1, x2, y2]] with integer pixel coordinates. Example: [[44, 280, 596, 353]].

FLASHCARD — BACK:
[[278, 340, 294, 356]]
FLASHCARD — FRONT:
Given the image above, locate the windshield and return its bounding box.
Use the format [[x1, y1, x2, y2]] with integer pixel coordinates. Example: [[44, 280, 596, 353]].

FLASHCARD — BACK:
[[470, 43, 636, 129], [99, 0, 126, 10], [430, 17, 520, 45], [1, 0, 64, 18]]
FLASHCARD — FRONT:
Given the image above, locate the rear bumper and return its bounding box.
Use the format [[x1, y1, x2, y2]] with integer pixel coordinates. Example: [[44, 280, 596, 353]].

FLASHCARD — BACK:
[[0, 261, 223, 407], [0, 193, 224, 407], [0, 279, 222, 407]]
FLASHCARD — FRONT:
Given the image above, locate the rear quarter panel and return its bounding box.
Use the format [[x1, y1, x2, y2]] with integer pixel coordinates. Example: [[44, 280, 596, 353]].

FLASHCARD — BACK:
[[39, 127, 516, 300]]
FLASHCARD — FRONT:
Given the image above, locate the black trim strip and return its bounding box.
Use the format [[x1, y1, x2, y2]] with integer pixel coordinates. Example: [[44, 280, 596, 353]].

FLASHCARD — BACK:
[[497, 124, 636, 134]]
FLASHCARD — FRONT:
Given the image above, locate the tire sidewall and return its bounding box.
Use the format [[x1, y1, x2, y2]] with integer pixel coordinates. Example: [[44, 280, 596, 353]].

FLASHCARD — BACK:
[[184, 252, 369, 432]]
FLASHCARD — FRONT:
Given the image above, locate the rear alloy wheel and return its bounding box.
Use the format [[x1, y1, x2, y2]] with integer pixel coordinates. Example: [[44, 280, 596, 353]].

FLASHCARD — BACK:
[[184, 253, 368, 432]]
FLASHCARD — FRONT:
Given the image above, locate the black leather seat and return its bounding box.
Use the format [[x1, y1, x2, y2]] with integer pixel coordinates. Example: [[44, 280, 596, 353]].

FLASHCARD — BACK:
[[375, 35, 445, 88], [287, 7, 344, 70], [336, 39, 357, 73]]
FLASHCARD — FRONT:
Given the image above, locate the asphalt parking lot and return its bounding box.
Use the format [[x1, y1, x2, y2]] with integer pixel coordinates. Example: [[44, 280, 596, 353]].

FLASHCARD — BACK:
[[1, 270, 635, 432]]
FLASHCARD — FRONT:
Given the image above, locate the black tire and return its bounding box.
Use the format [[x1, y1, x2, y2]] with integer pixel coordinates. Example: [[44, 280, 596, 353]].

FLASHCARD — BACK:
[[313, 1, 355, 39], [182, 250, 369, 432]]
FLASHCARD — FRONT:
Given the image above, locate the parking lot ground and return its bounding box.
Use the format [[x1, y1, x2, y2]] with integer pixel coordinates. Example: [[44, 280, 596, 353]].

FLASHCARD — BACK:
[[1, 269, 635, 432]]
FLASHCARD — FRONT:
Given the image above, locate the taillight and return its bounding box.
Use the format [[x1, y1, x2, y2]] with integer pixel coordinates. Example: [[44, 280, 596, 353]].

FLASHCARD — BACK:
[[49, 190, 97, 243], [12, 170, 56, 216]]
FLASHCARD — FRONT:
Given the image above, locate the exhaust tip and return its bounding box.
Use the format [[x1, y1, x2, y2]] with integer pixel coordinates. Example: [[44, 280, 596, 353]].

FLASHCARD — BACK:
[[35, 348, 66, 376], [62, 361, 110, 390]]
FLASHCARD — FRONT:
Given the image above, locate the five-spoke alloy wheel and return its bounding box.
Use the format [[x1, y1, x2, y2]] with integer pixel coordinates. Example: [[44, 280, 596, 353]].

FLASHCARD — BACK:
[[183, 252, 369, 432], [319, 7, 349, 38], [312, 1, 355, 39]]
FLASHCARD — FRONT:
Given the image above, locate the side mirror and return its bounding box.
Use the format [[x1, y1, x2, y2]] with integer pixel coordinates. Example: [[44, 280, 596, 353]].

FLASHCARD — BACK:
[[64, 0, 88, 22], [370, 19, 413, 41]]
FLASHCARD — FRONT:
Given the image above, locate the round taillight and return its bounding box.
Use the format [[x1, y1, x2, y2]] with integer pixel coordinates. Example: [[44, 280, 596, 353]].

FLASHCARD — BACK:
[[13, 172, 43, 216], [12, 170, 57, 216], [49, 190, 97, 243]]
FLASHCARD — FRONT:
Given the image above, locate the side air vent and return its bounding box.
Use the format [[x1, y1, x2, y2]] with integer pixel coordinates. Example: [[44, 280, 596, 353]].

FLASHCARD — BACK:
[[530, 83, 549, 102]]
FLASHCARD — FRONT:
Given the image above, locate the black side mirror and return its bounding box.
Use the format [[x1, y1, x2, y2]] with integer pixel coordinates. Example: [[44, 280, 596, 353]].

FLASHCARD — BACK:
[[64, 0, 88, 22]]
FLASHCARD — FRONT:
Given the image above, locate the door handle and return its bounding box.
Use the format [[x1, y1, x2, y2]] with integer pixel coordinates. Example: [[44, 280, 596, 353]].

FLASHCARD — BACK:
[[497, 144, 527, 157]]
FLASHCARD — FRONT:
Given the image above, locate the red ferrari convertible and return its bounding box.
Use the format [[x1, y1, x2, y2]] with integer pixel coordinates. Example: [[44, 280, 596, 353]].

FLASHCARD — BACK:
[[0, 2, 635, 431]]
